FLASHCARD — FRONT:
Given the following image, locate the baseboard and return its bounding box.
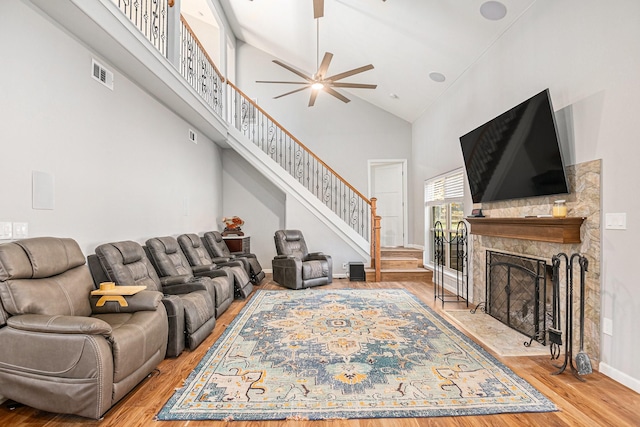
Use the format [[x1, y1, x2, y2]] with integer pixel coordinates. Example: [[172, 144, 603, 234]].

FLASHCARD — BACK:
[[599, 362, 640, 394], [263, 268, 272, 274]]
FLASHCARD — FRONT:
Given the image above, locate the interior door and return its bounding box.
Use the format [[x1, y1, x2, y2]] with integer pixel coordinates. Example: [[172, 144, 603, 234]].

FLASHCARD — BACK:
[[371, 162, 405, 247]]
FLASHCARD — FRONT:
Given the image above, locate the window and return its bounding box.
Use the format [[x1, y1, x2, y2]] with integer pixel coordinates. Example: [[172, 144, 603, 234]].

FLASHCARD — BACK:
[[425, 169, 465, 272]]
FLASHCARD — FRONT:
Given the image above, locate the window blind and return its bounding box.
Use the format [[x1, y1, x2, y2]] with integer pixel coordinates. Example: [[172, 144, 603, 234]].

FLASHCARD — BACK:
[[425, 169, 464, 203]]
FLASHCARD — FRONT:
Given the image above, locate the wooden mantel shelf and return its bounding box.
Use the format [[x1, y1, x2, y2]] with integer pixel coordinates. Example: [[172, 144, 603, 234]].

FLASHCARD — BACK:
[[465, 217, 586, 244]]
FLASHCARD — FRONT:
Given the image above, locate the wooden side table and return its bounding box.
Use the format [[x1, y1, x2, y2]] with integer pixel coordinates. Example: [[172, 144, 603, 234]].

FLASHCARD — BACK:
[[223, 235, 250, 254]]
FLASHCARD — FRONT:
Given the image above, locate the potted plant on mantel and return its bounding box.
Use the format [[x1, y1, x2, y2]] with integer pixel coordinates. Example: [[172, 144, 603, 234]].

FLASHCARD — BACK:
[[221, 216, 244, 236]]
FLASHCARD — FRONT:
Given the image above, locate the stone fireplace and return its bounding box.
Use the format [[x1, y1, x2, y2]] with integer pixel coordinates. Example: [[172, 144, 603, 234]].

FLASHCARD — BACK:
[[468, 159, 601, 364]]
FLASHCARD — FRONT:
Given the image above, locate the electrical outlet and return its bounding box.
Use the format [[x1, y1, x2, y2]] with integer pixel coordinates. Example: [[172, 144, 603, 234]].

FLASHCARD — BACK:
[[0, 222, 12, 240], [342, 262, 348, 270], [603, 317, 613, 336]]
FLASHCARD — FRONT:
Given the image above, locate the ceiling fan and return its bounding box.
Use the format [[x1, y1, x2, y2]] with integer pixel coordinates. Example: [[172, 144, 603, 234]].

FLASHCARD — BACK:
[[256, 0, 377, 106]]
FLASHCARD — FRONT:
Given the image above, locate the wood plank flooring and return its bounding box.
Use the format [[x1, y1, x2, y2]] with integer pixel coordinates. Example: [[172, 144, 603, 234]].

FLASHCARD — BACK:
[[1, 276, 639, 426]]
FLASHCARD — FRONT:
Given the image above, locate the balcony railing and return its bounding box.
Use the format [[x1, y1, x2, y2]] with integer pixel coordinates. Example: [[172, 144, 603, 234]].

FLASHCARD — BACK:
[[179, 16, 224, 118], [110, 0, 380, 276], [111, 0, 168, 57]]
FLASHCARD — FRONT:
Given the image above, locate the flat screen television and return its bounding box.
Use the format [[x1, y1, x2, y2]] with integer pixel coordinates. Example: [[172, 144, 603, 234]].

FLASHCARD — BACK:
[[459, 89, 569, 204]]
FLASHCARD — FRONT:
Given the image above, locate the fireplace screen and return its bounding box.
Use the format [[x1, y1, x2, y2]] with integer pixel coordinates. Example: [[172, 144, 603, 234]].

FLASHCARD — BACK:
[[486, 251, 548, 345]]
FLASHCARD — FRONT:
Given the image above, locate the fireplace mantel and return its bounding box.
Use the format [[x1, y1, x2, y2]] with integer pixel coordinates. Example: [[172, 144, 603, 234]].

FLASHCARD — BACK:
[[466, 217, 586, 244]]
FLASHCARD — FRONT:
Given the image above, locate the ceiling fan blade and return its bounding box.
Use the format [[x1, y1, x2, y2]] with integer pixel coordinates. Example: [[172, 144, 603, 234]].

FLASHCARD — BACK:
[[256, 81, 310, 85], [313, 0, 324, 19], [316, 52, 333, 79], [273, 60, 313, 82], [274, 85, 310, 99], [308, 90, 319, 107], [331, 83, 378, 89], [326, 64, 374, 82], [325, 87, 351, 103]]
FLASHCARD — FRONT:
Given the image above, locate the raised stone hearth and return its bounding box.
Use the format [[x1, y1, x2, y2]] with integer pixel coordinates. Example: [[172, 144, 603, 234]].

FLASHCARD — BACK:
[[470, 159, 601, 364]]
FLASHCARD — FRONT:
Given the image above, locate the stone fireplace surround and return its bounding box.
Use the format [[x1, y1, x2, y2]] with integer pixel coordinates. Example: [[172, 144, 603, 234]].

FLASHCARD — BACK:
[[469, 159, 601, 365]]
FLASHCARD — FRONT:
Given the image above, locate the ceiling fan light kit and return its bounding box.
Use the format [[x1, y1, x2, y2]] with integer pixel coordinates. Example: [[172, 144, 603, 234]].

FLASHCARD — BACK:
[[256, 0, 377, 107]]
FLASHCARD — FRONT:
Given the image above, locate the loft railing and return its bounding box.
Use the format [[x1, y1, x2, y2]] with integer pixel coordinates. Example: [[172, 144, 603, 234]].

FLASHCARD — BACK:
[[111, 0, 168, 57], [179, 16, 225, 117], [109, 0, 381, 278]]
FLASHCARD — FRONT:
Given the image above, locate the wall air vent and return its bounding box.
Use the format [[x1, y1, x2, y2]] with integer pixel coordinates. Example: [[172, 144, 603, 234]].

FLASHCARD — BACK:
[[91, 59, 114, 90]]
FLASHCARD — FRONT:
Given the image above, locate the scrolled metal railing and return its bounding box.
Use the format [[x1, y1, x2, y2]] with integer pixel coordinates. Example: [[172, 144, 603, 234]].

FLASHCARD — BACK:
[[112, 0, 168, 57], [227, 81, 372, 242], [179, 16, 225, 117]]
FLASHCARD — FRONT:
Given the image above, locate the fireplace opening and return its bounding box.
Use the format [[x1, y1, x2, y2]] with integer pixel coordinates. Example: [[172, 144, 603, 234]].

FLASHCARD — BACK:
[[485, 251, 552, 345]]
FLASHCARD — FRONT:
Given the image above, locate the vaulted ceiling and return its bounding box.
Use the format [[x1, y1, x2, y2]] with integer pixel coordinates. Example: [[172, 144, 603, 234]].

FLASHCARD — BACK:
[[193, 0, 538, 123]]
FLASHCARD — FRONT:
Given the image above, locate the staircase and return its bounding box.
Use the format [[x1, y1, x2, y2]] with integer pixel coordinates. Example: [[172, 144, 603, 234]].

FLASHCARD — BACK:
[[366, 247, 433, 282]]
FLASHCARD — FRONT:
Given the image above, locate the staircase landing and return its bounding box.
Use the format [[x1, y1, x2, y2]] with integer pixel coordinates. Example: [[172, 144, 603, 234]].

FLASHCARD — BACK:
[[366, 247, 433, 283]]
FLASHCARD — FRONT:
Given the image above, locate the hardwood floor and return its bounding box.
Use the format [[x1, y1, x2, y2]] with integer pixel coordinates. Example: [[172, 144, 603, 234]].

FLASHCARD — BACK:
[[2, 277, 639, 426]]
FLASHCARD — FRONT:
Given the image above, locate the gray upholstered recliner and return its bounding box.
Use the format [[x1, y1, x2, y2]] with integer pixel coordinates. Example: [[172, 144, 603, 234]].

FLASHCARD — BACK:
[[145, 236, 238, 316], [94, 240, 216, 353], [0, 237, 168, 419], [203, 231, 265, 285], [178, 233, 253, 299], [272, 229, 333, 289]]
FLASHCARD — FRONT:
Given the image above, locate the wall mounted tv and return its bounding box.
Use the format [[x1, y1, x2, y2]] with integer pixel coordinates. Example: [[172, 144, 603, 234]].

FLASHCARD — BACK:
[[459, 89, 569, 204]]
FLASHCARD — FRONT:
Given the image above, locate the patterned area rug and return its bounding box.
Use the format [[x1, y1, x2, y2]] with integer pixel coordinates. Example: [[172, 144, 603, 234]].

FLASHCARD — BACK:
[[157, 289, 556, 421]]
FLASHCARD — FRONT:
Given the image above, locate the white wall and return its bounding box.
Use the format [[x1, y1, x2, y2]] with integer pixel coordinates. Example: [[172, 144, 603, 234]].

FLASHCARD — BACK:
[[410, 0, 640, 391], [222, 149, 285, 269], [0, 1, 224, 255], [235, 42, 412, 193]]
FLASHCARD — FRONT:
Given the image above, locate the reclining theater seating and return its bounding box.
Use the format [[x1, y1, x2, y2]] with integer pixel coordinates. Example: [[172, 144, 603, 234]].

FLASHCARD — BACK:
[[145, 236, 239, 315], [0, 237, 168, 419], [202, 231, 265, 285], [272, 229, 333, 289], [179, 233, 253, 299], [94, 240, 216, 353]]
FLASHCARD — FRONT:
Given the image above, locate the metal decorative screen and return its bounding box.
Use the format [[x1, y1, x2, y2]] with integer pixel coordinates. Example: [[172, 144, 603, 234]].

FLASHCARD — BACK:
[[486, 251, 548, 345]]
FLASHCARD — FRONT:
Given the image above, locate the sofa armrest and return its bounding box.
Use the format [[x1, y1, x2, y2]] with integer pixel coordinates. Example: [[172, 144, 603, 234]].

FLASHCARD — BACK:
[[193, 268, 229, 279], [211, 257, 231, 263], [7, 314, 112, 337], [161, 275, 192, 286], [163, 282, 207, 295], [306, 252, 330, 261], [90, 290, 163, 314], [192, 265, 216, 274]]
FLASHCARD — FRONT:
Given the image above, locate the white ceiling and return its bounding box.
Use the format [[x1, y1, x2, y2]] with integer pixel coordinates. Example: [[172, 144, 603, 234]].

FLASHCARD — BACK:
[[191, 0, 538, 123]]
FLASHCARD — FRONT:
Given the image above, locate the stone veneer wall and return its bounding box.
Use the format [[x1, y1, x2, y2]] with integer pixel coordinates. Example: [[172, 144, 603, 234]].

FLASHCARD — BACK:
[[470, 159, 601, 364]]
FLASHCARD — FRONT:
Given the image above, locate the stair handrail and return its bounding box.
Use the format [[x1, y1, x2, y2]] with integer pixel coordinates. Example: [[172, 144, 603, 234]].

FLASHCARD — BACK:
[[227, 81, 381, 279], [227, 82, 368, 203]]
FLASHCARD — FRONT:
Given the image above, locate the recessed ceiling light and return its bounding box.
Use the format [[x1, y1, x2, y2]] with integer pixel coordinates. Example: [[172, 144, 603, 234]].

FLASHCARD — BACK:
[[429, 72, 446, 83], [480, 1, 507, 21]]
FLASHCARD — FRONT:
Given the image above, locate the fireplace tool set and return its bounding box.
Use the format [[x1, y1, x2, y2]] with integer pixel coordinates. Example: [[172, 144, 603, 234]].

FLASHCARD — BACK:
[[549, 252, 592, 380]]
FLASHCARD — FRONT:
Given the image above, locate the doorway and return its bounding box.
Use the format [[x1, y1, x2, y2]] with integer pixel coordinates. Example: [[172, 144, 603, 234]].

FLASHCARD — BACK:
[[368, 160, 407, 247]]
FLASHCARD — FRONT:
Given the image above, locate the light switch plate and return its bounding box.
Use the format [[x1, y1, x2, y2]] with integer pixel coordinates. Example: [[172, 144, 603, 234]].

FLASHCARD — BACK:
[[0, 222, 12, 240], [13, 222, 28, 239], [605, 213, 626, 230]]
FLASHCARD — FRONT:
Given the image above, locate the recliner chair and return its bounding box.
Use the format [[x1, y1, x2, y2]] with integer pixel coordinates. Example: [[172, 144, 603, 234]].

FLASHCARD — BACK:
[[202, 231, 265, 285], [145, 236, 239, 315], [272, 229, 333, 289], [0, 237, 168, 419], [178, 233, 253, 299], [94, 240, 216, 353]]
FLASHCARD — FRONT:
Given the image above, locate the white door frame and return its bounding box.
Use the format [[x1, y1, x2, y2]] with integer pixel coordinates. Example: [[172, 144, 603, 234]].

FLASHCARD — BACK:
[[368, 159, 408, 248]]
